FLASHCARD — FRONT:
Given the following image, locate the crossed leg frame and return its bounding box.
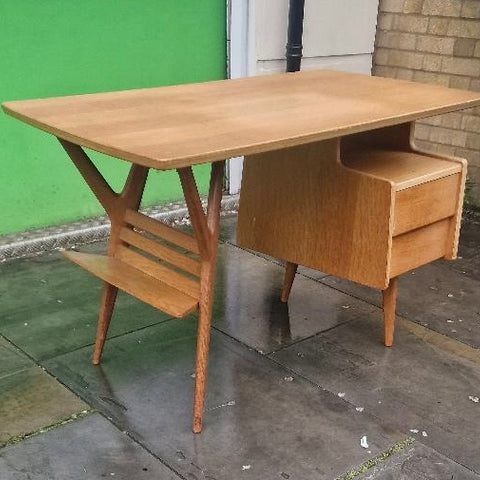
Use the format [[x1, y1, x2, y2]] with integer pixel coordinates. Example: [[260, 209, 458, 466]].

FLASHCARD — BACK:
[[59, 138, 225, 433]]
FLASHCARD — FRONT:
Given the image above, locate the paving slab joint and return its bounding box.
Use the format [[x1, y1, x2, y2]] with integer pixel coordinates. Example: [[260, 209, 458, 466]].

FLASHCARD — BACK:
[[335, 437, 416, 480], [0, 408, 95, 450]]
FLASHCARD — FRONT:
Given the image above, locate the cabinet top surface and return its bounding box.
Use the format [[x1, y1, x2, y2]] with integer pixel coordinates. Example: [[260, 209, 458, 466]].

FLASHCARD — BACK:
[[3, 70, 480, 170]]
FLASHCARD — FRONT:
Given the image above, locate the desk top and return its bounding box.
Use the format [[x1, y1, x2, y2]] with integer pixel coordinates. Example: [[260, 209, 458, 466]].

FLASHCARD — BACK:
[[3, 70, 480, 170]]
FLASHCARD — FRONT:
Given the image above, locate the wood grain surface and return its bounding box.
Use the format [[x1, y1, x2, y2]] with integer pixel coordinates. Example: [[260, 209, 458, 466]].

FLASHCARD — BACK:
[[63, 251, 199, 318], [237, 139, 394, 289], [389, 218, 452, 278], [393, 174, 460, 235], [4, 70, 480, 169], [342, 149, 461, 190]]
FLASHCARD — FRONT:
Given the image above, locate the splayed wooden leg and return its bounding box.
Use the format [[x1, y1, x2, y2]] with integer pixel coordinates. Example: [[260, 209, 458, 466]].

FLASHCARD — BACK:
[[179, 161, 225, 433], [92, 282, 119, 365], [382, 277, 398, 347], [59, 140, 149, 364], [281, 262, 298, 302]]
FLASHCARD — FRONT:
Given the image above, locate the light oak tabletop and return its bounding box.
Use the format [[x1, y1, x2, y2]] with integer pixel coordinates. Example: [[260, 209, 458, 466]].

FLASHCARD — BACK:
[[3, 70, 480, 170]]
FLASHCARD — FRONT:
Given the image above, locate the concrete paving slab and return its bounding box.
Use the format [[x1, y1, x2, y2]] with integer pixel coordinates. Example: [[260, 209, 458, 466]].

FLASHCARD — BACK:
[[453, 213, 480, 281], [322, 260, 480, 350], [356, 443, 479, 480], [220, 212, 480, 350], [319, 213, 480, 349], [44, 318, 405, 480], [0, 366, 88, 446], [0, 337, 32, 379], [213, 244, 378, 354], [0, 245, 172, 360], [0, 413, 180, 480], [270, 313, 480, 474], [219, 213, 238, 243]]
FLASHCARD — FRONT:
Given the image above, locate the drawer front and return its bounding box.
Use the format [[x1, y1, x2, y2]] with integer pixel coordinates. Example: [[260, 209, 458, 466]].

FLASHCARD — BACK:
[[390, 218, 451, 278], [394, 174, 460, 236]]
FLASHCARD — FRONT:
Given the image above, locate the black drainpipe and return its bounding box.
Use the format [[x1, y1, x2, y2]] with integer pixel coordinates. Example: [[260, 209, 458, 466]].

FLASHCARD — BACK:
[[285, 0, 306, 72]]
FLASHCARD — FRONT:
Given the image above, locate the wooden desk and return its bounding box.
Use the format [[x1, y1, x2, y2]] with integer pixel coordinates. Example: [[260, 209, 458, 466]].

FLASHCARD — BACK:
[[3, 70, 480, 433]]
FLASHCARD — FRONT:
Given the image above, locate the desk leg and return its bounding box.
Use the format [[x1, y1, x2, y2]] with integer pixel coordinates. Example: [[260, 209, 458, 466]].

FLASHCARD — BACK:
[[93, 283, 119, 365], [382, 277, 398, 347], [58, 139, 149, 364], [281, 262, 298, 302], [60, 138, 224, 432], [178, 161, 225, 433]]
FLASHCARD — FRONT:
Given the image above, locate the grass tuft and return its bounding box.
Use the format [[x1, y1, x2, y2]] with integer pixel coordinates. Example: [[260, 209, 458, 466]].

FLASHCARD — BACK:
[[0, 408, 94, 449], [335, 437, 416, 480]]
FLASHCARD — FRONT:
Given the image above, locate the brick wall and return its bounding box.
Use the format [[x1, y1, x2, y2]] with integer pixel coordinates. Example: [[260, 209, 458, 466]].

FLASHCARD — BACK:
[[373, 0, 480, 207]]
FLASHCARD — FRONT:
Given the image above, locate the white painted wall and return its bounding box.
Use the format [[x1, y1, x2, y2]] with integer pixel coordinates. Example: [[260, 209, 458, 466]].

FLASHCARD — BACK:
[[227, 0, 380, 193], [255, 0, 379, 74]]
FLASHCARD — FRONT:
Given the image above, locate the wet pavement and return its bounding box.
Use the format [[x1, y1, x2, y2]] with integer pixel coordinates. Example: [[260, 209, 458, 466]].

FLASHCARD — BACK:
[[0, 213, 479, 479]]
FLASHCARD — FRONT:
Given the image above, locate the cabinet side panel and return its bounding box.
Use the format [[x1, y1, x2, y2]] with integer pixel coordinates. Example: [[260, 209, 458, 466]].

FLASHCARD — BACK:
[[237, 140, 393, 289], [342, 122, 414, 153]]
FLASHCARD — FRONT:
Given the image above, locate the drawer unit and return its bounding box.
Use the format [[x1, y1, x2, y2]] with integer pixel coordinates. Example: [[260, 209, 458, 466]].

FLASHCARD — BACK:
[[393, 174, 460, 236], [341, 147, 465, 281], [390, 218, 451, 278], [237, 122, 467, 347]]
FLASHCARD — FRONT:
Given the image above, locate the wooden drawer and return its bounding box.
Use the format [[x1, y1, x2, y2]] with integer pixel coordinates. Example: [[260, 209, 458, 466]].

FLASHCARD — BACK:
[[390, 218, 451, 277], [393, 174, 460, 236]]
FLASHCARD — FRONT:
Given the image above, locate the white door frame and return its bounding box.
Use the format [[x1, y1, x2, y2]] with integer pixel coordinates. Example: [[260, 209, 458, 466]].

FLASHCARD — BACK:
[[227, 0, 256, 194]]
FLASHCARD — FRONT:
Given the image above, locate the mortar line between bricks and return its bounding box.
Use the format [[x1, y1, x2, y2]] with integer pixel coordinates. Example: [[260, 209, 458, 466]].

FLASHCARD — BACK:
[[377, 12, 480, 23], [375, 44, 472, 56], [376, 28, 480, 39]]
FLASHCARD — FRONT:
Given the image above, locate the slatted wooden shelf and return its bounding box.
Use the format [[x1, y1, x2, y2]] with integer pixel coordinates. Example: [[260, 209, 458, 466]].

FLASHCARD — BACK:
[[63, 251, 199, 318], [124, 209, 200, 254], [119, 227, 201, 277]]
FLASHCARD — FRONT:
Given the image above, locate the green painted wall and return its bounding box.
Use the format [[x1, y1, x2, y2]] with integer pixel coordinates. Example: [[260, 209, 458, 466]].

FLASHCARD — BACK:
[[0, 0, 226, 236]]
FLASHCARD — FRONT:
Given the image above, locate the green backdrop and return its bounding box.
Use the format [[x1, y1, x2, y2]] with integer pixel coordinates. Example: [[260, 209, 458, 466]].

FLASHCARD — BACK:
[[0, 0, 226, 236]]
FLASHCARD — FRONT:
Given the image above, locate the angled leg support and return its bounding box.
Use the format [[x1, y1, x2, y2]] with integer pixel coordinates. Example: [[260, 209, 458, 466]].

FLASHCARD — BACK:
[[178, 161, 225, 433], [60, 138, 225, 432], [58, 139, 149, 364]]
